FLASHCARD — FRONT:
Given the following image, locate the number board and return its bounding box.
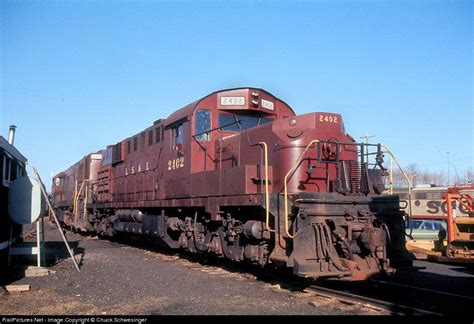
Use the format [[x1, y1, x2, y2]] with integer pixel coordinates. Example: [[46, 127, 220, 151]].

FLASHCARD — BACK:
[[261, 99, 274, 111], [220, 97, 245, 106]]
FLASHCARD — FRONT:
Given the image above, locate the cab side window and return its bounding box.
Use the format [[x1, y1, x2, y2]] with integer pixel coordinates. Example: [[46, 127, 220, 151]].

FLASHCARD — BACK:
[[10, 159, 17, 181], [0, 154, 4, 182], [171, 122, 185, 156], [195, 109, 211, 141], [4, 156, 11, 183], [155, 126, 161, 143]]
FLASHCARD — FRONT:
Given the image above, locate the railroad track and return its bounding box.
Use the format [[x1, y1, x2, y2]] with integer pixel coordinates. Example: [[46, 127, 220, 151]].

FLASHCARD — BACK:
[[303, 284, 441, 316], [366, 279, 474, 315], [82, 232, 472, 315], [164, 253, 466, 316], [302, 276, 473, 316], [193, 260, 473, 315]]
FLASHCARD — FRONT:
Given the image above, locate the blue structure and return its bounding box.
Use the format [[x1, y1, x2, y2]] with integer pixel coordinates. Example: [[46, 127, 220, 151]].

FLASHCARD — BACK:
[[0, 126, 27, 269]]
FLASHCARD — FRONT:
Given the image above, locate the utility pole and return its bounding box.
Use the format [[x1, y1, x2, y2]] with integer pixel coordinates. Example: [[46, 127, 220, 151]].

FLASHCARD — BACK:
[[360, 133, 376, 144], [453, 164, 459, 185], [447, 152, 450, 186], [360, 133, 376, 167]]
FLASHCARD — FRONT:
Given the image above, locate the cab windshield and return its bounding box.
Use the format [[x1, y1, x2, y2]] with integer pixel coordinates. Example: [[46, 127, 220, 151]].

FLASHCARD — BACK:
[[219, 113, 273, 132]]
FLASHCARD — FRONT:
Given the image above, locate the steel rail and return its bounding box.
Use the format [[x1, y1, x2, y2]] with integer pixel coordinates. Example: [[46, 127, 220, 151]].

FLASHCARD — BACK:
[[306, 284, 442, 316], [369, 279, 474, 301]]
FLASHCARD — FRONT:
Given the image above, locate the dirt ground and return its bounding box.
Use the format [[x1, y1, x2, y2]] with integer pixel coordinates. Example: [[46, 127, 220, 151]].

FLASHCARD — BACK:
[[0, 221, 379, 316]]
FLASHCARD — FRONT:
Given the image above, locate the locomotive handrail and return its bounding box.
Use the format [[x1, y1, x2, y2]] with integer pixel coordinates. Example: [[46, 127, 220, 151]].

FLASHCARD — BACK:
[[284, 139, 320, 239], [381, 144, 412, 222], [258, 141, 274, 232], [73, 179, 90, 227], [73, 179, 78, 217], [244, 131, 274, 232], [73, 181, 84, 226], [84, 181, 89, 221]]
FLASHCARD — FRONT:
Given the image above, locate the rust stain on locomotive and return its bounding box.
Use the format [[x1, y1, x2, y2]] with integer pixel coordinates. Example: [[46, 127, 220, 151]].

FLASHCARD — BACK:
[[52, 87, 412, 280]]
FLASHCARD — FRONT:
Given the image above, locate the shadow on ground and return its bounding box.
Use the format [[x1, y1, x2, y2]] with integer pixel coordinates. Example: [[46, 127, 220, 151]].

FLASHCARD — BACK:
[[0, 240, 83, 287]]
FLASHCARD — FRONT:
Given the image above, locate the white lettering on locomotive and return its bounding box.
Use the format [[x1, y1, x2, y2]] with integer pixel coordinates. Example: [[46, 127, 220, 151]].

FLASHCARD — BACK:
[[319, 114, 338, 123], [167, 157, 185, 170]]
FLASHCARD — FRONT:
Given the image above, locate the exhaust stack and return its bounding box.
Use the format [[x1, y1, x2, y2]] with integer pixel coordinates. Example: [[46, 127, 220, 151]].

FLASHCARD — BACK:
[[8, 125, 17, 145]]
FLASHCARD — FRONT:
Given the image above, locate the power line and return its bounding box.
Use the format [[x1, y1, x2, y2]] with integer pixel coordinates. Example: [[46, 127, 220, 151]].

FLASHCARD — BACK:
[[404, 158, 473, 167], [360, 133, 376, 144]]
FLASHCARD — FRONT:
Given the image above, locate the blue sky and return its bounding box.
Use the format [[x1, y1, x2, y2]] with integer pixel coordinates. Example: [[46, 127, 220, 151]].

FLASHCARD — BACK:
[[1, 0, 472, 184]]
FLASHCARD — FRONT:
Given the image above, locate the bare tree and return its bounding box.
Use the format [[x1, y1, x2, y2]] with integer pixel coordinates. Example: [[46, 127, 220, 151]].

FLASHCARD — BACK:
[[405, 163, 419, 187]]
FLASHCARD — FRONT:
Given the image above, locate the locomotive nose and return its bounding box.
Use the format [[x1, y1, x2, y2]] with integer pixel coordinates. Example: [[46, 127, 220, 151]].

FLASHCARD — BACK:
[[272, 112, 345, 141], [270, 112, 348, 196]]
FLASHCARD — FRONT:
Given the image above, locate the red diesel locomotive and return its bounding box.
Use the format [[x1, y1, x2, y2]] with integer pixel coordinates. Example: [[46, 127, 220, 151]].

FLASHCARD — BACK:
[[52, 87, 410, 280]]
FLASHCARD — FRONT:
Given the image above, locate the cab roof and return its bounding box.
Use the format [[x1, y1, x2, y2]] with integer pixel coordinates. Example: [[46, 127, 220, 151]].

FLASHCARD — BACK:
[[164, 87, 295, 126]]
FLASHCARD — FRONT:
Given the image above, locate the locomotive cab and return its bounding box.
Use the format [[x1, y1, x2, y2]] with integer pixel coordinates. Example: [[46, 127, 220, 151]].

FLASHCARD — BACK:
[[189, 88, 295, 175]]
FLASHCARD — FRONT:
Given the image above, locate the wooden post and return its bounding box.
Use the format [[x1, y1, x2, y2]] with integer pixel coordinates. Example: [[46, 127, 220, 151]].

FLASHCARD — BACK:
[[32, 166, 81, 272]]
